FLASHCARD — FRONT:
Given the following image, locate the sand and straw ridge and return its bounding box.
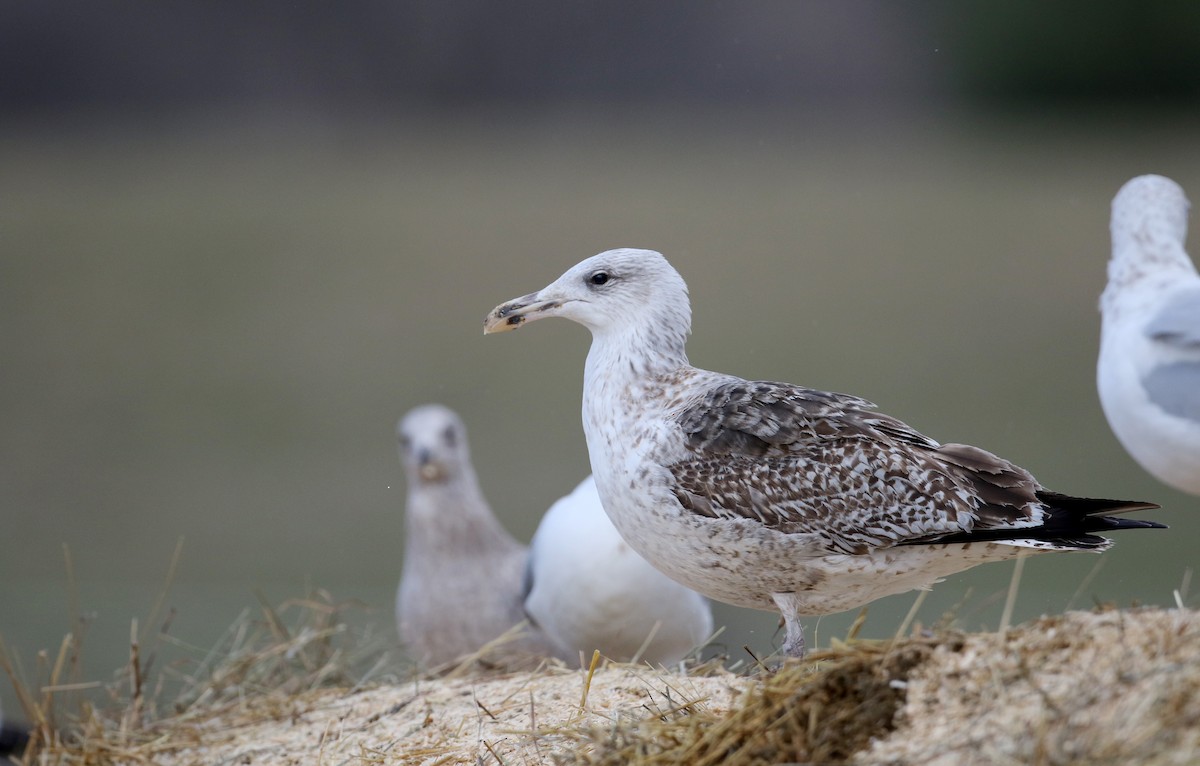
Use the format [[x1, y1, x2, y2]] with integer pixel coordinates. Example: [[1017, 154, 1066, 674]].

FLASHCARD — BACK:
[[3, 578, 1198, 766]]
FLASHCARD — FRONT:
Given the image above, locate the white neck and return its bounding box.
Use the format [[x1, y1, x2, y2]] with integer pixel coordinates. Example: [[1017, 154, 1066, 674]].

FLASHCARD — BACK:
[[580, 319, 690, 466]]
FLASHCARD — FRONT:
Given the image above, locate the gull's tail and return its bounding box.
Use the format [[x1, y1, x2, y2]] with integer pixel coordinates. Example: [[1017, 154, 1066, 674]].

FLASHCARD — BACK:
[[923, 492, 1165, 550]]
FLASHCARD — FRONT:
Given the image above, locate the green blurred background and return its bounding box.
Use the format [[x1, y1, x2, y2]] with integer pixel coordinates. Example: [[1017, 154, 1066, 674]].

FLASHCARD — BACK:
[[3, 2, 1200, 715]]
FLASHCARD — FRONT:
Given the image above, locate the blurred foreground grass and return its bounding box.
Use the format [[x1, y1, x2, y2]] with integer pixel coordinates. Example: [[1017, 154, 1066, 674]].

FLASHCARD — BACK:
[[2, 107, 1198, 716]]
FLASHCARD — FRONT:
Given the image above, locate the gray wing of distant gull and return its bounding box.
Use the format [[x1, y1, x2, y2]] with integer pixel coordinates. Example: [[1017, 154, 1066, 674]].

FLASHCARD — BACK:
[[1142, 362, 1200, 422], [1142, 286, 1200, 422], [1145, 286, 1200, 348]]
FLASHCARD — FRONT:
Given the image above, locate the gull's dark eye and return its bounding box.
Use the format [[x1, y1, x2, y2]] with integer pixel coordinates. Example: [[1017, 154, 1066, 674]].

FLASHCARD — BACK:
[[589, 271, 610, 286], [442, 426, 457, 447]]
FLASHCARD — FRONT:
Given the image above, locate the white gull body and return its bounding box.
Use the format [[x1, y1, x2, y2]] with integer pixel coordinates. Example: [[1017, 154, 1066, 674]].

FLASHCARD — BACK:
[[395, 404, 563, 668], [486, 248, 1163, 657], [524, 475, 713, 666], [1099, 174, 1200, 495]]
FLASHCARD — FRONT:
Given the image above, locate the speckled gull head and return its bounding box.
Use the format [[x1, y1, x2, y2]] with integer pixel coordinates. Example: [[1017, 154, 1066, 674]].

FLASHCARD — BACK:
[[1104, 175, 1195, 307], [483, 248, 691, 348], [396, 404, 471, 485]]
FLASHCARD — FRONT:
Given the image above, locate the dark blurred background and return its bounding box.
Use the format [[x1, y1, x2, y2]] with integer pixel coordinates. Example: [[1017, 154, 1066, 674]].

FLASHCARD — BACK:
[[3, 0, 1199, 715], [4, 1, 1200, 111]]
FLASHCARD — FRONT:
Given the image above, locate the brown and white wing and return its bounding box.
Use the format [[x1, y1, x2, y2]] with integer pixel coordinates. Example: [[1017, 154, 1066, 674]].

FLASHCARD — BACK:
[[668, 379, 1046, 554]]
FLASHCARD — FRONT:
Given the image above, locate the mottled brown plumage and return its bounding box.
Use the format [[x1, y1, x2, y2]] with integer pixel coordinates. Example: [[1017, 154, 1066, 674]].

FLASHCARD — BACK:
[[671, 379, 1156, 555]]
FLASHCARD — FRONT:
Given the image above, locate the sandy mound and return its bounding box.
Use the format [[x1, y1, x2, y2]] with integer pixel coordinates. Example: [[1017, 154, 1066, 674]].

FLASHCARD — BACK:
[[12, 606, 1199, 765], [132, 663, 748, 765], [860, 607, 1200, 765]]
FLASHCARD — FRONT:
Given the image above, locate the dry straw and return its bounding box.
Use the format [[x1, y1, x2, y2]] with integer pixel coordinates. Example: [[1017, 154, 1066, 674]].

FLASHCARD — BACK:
[[3, 554, 1197, 765]]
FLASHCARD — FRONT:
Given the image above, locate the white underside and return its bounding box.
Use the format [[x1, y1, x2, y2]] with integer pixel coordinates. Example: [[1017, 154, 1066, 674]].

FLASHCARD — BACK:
[[1099, 293, 1200, 495]]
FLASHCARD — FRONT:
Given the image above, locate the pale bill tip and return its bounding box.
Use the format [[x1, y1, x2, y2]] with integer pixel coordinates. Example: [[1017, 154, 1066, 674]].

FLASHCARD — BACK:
[[483, 304, 525, 334]]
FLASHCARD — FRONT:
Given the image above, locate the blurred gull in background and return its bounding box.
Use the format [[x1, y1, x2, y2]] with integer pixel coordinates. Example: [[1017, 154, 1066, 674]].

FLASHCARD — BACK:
[[395, 404, 563, 669], [395, 404, 712, 670], [524, 475, 713, 666], [1099, 175, 1200, 496]]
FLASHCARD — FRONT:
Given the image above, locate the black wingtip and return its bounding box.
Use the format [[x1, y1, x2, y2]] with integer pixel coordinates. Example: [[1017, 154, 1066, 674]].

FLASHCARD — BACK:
[[1034, 490, 1167, 535], [1036, 490, 1161, 516], [905, 491, 1166, 549], [1090, 516, 1168, 531]]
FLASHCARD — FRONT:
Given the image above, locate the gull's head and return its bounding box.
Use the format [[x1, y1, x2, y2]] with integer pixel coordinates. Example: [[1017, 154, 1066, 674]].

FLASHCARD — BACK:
[[1106, 176, 1197, 304], [483, 248, 691, 339], [1111, 175, 1191, 257], [396, 404, 471, 485]]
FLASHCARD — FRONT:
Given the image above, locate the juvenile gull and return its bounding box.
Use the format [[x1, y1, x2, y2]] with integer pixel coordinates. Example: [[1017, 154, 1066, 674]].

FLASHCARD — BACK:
[[524, 475, 713, 666], [485, 248, 1165, 658], [395, 404, 562, 668], [1099, 174, 1200, 495]]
